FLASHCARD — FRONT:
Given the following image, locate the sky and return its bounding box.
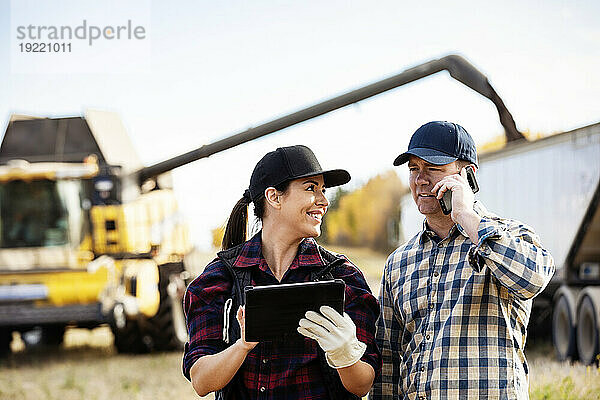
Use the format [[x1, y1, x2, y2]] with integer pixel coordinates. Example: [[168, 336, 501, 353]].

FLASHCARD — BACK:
[[1, 0, 599, 249]]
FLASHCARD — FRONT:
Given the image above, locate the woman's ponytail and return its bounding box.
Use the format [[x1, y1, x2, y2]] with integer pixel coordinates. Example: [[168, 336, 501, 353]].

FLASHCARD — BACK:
[[222, 190, 252, 250]]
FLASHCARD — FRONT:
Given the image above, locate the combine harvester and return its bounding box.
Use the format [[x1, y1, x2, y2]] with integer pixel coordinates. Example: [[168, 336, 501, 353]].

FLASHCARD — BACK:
[[0, 55, 597, 363], [0, 111, 192, 354]]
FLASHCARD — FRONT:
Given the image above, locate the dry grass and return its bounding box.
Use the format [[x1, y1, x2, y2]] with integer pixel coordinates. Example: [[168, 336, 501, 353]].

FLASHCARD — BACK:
[[527, 341, 600, 400], [0, 328, 206, 400], [2, 327, 598, 400], [1, 246, 598, 399]]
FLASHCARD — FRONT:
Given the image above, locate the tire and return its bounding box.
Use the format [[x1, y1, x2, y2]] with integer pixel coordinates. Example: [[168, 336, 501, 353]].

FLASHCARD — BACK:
[[552, 295, 577, 361], [112, 317, 152, 354], [142, 263, 188, 351], [0, 329, 11, 357], [40, 324, 65, 346], [112, 263, 188, 353], [576, 295, 600, 365]]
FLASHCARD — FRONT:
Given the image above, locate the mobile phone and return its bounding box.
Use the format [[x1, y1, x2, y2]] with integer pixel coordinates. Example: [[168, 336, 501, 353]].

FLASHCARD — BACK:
[[439, 165, 479, 215]]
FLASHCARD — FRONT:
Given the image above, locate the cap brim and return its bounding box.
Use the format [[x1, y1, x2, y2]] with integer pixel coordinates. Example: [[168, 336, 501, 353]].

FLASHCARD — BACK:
[[393, 148, 458, 166], [322, 169, 351, 188], [293, 169, 351, 188]]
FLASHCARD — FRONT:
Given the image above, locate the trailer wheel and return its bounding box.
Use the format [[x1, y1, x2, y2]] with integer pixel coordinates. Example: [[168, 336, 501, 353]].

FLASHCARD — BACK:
[[0, 329, 11, 356], [576, 295, 600, 365], [552, 295, 577, 361]]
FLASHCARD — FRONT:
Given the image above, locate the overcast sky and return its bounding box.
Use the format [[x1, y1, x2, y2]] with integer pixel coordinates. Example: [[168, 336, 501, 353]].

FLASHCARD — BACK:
[[1, 0, 599, 248]]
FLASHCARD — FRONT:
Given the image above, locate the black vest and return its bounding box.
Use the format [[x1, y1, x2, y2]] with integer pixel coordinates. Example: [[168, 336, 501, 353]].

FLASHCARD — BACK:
[[215, 242, 360, 400]]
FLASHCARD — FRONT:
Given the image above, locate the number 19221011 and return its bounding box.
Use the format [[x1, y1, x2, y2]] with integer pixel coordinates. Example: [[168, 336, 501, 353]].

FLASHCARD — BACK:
[[19, 42, 72, 53]]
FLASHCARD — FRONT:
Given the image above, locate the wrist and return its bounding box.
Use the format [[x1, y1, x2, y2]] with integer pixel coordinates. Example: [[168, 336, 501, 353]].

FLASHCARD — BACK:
[[325, 338, 366, 369], [235, 338, 256, 353], [453, 208, 476, 222], [453, 209, 481, 242]]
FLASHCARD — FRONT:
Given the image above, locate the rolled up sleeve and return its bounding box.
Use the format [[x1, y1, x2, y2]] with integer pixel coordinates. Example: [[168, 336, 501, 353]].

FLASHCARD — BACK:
[[182, 261, 230, 380], [468, 217, 555, 300]]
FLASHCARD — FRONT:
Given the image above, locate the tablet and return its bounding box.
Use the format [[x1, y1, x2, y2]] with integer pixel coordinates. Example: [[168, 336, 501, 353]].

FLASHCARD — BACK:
[[244, 279, 345, 342]]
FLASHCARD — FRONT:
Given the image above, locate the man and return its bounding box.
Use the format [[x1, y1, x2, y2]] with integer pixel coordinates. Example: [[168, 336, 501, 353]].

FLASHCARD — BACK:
[[370, 121, 555, 399]]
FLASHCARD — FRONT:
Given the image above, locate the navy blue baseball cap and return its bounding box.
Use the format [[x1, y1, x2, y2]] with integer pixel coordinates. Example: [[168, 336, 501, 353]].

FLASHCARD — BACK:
[[393, 121, 478, 167]]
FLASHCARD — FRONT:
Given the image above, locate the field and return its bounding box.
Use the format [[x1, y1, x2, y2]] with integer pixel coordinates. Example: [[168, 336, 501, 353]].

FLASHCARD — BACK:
[[1, 247, 598, 400]]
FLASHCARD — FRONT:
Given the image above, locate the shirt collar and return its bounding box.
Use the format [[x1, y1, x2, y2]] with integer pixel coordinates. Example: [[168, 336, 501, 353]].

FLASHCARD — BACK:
[[232, 231, 325, 269], [419, 222, 462, 245]]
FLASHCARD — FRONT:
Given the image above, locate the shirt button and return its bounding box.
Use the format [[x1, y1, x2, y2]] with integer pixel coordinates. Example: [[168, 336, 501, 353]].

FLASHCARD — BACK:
[[260, 387, 266, 392], [429, 304, 434, 310], [426, 334, 431, 340], [420, 366, 425, 372], [433, 271, 439, 277]]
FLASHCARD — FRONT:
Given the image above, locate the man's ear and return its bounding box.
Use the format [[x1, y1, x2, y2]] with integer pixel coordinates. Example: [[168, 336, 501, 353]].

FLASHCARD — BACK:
[[264, 187, 281, 210]]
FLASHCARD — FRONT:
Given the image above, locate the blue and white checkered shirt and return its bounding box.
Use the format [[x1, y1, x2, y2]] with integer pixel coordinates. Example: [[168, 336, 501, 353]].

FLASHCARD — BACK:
[[370, 202, 555, 400]]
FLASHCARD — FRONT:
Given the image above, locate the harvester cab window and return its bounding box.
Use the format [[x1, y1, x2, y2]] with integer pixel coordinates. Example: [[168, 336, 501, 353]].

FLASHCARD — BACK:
[[0, 179, 81, 248]]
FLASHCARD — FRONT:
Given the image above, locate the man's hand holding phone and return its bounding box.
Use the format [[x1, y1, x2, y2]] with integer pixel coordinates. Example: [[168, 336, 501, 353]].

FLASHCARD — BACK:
[[434, 165, 479, 217], [432, 165, 482, 243]]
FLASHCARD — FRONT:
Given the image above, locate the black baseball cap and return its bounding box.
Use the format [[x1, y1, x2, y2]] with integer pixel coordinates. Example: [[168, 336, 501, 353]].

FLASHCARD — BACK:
[[247, 145, 350, 201], [393, 121, 478, 167]]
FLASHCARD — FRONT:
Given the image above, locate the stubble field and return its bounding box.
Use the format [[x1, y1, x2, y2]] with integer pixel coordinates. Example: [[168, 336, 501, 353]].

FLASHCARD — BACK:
[[1, 247, 598, 400]]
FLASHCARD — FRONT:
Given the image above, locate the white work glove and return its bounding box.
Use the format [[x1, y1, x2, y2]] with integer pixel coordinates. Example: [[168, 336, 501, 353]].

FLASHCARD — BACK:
[[297, 305, 367, 369]]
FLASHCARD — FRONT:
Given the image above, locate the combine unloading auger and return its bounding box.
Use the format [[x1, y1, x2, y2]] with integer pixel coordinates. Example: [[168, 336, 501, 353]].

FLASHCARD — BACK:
[[137, 54, 524, 184]]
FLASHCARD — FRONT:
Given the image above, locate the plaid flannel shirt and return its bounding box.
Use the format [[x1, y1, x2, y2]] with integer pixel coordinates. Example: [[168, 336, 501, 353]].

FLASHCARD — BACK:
[[183, 232, 381, 400], [370, 202, 555, 400]]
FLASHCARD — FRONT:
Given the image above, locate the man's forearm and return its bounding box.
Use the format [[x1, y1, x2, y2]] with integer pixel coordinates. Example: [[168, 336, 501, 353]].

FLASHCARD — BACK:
[[454, 209, 481, 244]]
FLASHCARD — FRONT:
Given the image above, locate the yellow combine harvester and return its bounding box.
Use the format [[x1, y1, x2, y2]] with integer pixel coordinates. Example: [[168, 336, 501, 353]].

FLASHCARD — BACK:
[[0, 110, 191, 354]]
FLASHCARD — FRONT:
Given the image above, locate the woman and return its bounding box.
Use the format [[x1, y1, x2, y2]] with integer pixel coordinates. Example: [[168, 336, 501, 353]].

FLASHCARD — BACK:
[[183, 145, 381, 399]]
